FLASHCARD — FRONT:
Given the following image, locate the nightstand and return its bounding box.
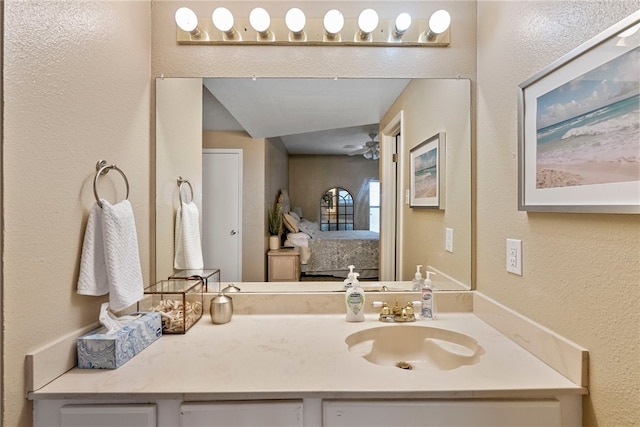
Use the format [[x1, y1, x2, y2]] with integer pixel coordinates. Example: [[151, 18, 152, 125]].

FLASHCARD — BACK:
[[268, 248, 300, 282]]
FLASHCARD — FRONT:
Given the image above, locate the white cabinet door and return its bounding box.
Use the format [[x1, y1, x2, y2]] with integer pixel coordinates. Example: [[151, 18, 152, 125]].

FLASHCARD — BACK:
[[323, 400, 562, 427], [60, 404, 156, 427], [181, 401, 303, 427]]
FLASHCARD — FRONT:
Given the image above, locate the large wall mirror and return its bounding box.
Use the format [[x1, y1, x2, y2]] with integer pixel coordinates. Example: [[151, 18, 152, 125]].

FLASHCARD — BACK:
[[156, 77, 471, 291]]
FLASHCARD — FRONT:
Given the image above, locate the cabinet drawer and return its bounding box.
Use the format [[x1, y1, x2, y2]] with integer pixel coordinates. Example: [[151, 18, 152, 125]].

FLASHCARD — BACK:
[[60, 404, 156, 427], [181, 401, 303, 427], [323, 399, 561, 427]]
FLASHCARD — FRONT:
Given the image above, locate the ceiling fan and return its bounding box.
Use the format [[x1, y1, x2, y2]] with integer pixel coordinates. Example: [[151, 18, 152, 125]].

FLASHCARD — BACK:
[[347, 133, 380, 160]]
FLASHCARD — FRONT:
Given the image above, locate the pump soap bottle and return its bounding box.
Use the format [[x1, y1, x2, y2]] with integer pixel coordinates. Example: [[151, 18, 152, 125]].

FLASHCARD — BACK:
[[412, 265, 424, 291], [421, 271, 437, 320], [345, 272, 365, 322], [343, 265, 357, 290]]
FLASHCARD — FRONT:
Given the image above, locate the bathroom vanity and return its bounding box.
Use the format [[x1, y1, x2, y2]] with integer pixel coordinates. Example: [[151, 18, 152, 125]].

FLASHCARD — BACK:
[[28, 290, 587, 427]]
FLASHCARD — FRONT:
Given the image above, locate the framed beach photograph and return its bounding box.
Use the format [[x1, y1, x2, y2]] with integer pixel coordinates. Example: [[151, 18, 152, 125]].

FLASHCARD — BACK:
[[410, 132, 446, 209], [518, 12, 640, 214]]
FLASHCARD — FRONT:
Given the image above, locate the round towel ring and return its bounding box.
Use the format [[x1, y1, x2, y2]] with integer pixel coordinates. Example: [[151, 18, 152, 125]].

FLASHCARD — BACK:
[[177, 177, 194, 204], [94, 160, 130, 208]]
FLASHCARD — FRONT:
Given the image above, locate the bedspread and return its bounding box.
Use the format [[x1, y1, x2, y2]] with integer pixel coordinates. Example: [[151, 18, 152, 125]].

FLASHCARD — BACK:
[[303, 230, 379, 274]]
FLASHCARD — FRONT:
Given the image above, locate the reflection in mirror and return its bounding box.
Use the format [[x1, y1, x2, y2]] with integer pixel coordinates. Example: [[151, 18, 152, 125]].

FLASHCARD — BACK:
[[321, 187, 354, 231], [155, 78, 471, 291]]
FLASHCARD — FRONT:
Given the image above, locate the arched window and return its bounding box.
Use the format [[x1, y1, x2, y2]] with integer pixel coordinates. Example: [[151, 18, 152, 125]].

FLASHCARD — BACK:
[[320, 187, 354, 231]]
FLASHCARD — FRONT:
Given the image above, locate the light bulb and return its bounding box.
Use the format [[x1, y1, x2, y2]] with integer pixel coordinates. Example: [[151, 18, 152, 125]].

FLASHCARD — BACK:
[[249, 7, 271, 34], [358, 9, 379, 34], [175, 7, 198, 33], [395, 12, 412, 34], [429, 10, 451, 34], [285, 8, 306, 33], [212, 7, 234, 33], [324, 9, 344, 35]]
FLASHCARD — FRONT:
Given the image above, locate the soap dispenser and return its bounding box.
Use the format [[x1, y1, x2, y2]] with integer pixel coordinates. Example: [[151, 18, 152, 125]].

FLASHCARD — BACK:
[[343, 265, 357, 290], [420, 271, 437, 320], [412, 265, 424, 291], [345, 272, 365, 322]]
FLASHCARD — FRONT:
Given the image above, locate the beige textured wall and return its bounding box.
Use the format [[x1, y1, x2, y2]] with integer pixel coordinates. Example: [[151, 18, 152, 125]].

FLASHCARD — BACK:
[[265, 137, 289, 255], [476, 2, 640, 426], [203, 131, 266, 281], [289, 155, 379, 229], [2, 1, 151, 426], [381, 79, 472, 284], [266, 137, 289, 213]]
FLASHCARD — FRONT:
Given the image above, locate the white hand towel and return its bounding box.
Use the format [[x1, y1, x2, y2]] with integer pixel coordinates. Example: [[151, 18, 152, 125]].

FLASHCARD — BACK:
[[174, 201, 204, 270], [77, 203, 109, 296], [77, 200, 144, 311], [101, 200, 144, 311]]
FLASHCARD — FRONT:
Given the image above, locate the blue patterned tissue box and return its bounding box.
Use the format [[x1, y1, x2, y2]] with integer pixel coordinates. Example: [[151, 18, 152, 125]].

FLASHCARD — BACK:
[[77, 312, 162, 369]]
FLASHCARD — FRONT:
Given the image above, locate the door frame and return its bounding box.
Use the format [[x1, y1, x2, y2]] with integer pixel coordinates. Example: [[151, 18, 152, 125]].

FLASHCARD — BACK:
[[380, 110, 404, 281], [202, 148, 243, 281]]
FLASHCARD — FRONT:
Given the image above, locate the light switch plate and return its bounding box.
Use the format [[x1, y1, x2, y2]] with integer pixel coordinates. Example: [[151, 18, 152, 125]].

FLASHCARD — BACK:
[[445, 228, 454, 253], [506, 238, 522, 275], [405, 189, 410, 205]]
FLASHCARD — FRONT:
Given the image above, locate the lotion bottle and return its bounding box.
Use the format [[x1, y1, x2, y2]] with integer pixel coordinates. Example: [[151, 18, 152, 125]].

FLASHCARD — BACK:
[[411, 265, 424, 291], [345, 272, 365, 322], [343, 265, 357, 290], [421, 271, 437, 320]]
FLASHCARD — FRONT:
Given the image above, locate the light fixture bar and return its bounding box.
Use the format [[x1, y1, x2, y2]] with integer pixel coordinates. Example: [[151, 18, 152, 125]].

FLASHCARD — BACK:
[[176, 15, 450, 47]]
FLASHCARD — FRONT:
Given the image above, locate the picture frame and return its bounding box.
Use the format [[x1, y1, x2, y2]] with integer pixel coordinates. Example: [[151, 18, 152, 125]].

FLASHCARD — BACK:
[[517, 11, 640, 214], [410, 132, 446, 209]]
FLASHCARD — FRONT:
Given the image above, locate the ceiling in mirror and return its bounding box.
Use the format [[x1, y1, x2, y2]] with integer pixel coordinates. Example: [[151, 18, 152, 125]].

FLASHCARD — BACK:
[[202, 78, 410, 155]]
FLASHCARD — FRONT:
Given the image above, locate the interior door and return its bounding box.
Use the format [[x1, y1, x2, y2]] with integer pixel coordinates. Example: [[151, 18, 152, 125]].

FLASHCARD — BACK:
[[202, 149, 242, 281], [380, 111, 403, 281]]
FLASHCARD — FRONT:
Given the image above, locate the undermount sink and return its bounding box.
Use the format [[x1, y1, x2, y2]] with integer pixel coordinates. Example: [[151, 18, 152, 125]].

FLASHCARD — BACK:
[[345, 325, 484, 371]]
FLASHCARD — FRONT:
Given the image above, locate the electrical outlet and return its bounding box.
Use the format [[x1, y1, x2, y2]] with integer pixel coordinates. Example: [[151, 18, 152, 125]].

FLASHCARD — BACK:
[[506, 238, 522, 276], [445, 228, 454, 253]]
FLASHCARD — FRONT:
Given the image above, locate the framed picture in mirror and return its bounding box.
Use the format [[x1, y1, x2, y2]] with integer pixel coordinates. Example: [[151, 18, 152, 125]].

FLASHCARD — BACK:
[[410, 132, 446, 209], [518, 11, 640, 214]]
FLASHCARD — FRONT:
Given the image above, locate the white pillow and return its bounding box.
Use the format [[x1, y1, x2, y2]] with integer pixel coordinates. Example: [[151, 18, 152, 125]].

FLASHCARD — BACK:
[[298, 219, 318, 237], [288, 211, 301, 222], [287, 232, 310, 246]]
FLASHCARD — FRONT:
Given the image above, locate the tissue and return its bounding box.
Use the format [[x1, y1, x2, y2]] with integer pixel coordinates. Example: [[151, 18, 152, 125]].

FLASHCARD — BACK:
[[99, 303, 140, 334]]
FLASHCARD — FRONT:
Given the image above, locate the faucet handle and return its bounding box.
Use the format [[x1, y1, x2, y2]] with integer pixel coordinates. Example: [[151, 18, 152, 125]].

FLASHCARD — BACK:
[[381, 303, 391, 316], [405, 302, 415, 317], [373, 301, 393, 322]]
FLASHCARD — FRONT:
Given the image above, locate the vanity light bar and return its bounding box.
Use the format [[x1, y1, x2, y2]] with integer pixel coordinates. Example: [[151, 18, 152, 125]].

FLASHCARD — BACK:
[[175, 7, 450, 47]]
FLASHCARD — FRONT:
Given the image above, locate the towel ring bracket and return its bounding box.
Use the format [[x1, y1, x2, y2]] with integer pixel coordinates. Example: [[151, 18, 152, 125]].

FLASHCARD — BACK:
[[94, 160, 130, 208], [177, 176, 194, 204]]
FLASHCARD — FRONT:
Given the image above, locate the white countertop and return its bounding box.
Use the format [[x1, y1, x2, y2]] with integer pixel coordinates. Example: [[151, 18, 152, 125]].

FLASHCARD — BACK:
[[30, 311, 586, 400]]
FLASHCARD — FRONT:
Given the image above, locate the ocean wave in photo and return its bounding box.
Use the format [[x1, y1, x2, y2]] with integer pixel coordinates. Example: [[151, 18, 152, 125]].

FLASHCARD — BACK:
[[535, 95, 640, 189], [414, 166, 437, 198], [537, 95, 639, 165]]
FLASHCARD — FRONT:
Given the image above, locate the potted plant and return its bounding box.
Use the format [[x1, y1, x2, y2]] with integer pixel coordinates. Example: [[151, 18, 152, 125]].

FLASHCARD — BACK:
[[268, 208, 282, 250]]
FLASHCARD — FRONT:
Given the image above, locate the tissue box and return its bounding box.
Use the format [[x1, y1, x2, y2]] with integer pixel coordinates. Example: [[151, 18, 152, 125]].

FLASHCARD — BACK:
[[77, 312, 162, 369], [138, 279, 203, 334]]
